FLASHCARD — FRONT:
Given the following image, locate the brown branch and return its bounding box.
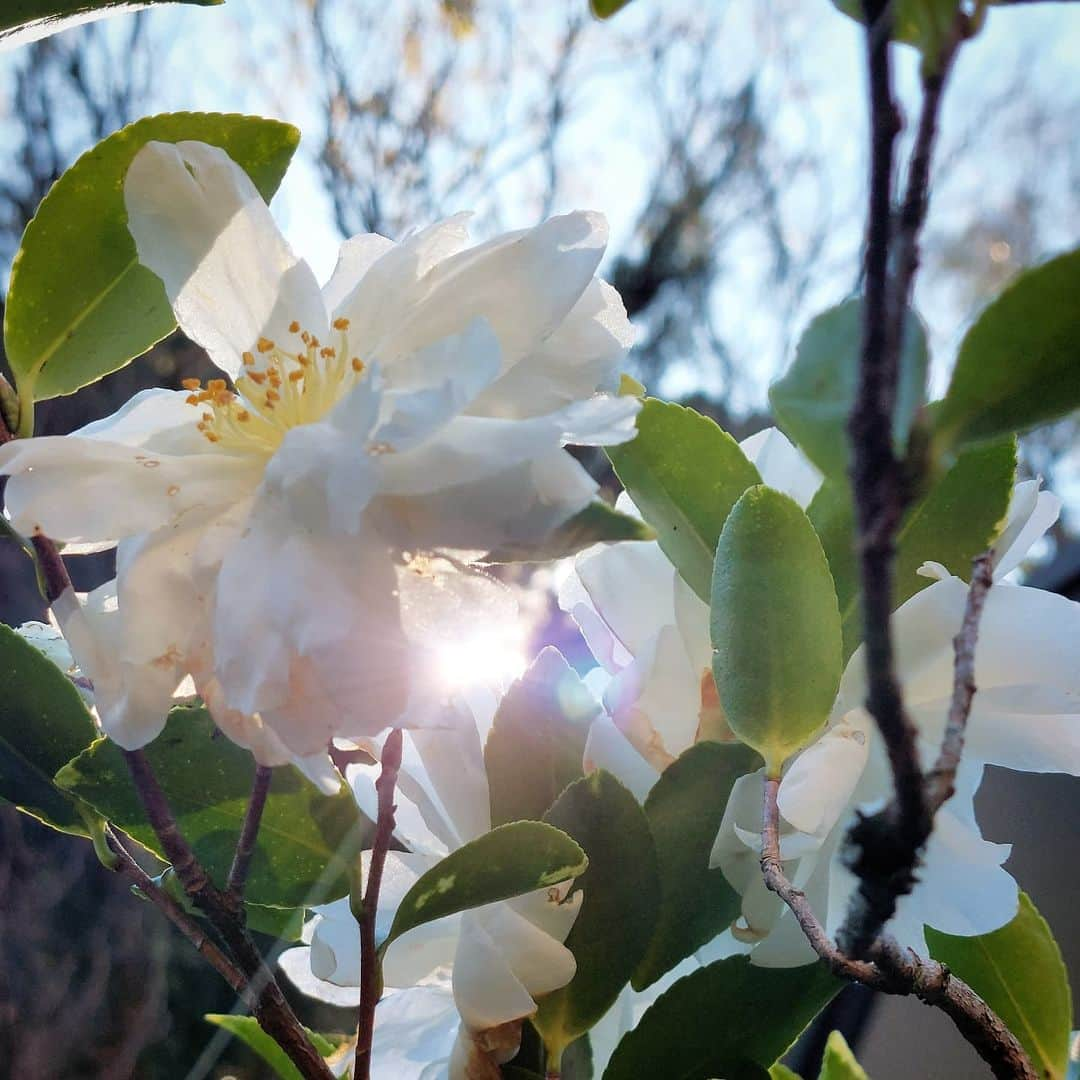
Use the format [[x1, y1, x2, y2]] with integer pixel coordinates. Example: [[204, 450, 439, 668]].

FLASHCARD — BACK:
[[925, 551, 994, 812], [226, 765, 273, 903], [843, 0, 928, 959], [759, 778, 1038, 1080], [123, 749, 334, 1080], [353, 727, 403, 1080], [105, 826, 252, 1002]]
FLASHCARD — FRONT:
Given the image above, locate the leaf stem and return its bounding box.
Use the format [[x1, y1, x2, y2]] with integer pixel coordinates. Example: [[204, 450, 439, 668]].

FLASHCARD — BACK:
[[353, 727, 403, 1080]]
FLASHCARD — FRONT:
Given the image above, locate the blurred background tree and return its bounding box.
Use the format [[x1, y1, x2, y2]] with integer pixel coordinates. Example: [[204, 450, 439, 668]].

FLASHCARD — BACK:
[[0, 2, 1078, 1075]]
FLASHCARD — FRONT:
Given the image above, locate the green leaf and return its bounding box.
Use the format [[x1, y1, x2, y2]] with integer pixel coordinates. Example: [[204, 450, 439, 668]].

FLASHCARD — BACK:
[[711, 486, 842, 774], [485, 648, 598, 827], [0, 622, 98, 835], [590, 0, 634, 17], [811, 439, 1015, 658], [383, 821, 588, 948], [934, 249, 1080, 453], [634, 741, 761, 990], [828, 1, 962, 69], [4, 111, 298, 421], [818, 1031, 869, 1080], [204, 1015, 347, 1080], [55, 706, 371, 907], [602, 956, 842, 1080], [770, 1067, 803, 1080], [483, 502, 654, 564], [607, 399, 761, 601], [534, 771, 660, 1060], [770, 298, 929, 480], [926, 893, 1071, 1080], [0, 0, 220, 49]]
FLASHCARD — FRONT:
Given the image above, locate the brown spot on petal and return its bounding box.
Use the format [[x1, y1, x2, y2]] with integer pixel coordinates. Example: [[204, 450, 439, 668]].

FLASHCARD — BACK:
[[166, 484, 180, 497]]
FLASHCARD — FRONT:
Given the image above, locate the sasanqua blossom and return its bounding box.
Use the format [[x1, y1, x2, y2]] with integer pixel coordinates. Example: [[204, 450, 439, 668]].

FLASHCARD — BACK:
[[0, 140, 638, 771], [279, 672, 584, 1078], [562, 427, 1080, 964]]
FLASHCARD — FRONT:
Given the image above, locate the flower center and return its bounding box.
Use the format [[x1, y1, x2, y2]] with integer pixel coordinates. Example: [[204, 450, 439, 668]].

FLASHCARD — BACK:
[[183, 317, 365, 453]]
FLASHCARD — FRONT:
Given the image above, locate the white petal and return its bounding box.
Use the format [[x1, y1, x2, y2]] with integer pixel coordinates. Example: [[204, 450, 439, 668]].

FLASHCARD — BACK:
[[335, 215, 473, 357], [602, 623, 701, 764], [777, 717, 871, 837], [124, 140, 328, 379], [573, 540, 678, 658], [74, 388, 208, 454], [993, 481, 1061, 580], [53, 584, 179, 748], [582, 717, 661, 804], [378, 211, 608, 369], [473, 902, 578, 998], [890, 764, 1017, 947], [263, 381, 382, 536], [0, 435, 261, 544], [469, 278, 634, 419], [370, 985, 460, 1080], [214, 510, 410, 754], [374, 319, 503, 451], [739, 428, 821, 508], [277, 945, 362, 1007], [452, 914, 539, 1033], [322, 233, 396, 314]]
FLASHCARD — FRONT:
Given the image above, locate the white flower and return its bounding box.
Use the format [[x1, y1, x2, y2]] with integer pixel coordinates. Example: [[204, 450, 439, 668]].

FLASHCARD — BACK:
[[563, 428, 1080, 965], [279, 686, 583, 1079], [0, 140, 638, 768]]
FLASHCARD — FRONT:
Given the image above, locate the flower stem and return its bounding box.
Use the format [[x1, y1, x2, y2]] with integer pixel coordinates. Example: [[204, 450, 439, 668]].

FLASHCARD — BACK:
[[227, 764, 273, 903], [124, 748, 333, 1079], [353, 727, 404, 1080]]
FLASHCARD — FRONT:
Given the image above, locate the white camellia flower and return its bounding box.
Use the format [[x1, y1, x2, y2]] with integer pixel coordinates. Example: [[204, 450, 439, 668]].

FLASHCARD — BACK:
[[0, 140, 638, 772], [562, 426, 1080, 965], [279, 685, 583, 1079]]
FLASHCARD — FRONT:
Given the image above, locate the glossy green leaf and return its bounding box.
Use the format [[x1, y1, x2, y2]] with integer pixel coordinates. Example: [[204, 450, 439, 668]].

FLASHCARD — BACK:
[[926, 893, 1071, 1080], [770, 298, 929, 480], [770, 1067, 803, 1080], [934, 250, 1080, 453], [590, 0, 634, 17], [383, 821, 587, 948], [711, 486, 842, 774], [603, 957, 842, 1080], [4, 111, 298, 421], [55, 706, 371, 907], [204, 1015, 346, 1080], [0, 0, 220, 49], [608, 399, 761, 600], [634, 741, 761, 990], [819, 1031, 869, 1080], [0, 622, 98, 835], [485, 648, 598, 827], [483, 501, 654, 564], [811, 439, 1015, 658], [534, 771, 660, 1060]]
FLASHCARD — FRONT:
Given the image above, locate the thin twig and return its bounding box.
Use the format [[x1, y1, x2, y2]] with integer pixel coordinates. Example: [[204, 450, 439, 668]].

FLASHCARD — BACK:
[[105, 826, 252, 1002], [123, 748, 334, 1080], [353, 727, 403, 1080], [925, 551, 994, 813], [759, 778, 1038, 1080], [227, 765, 273, 903], [841, 0, 929, 959]]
